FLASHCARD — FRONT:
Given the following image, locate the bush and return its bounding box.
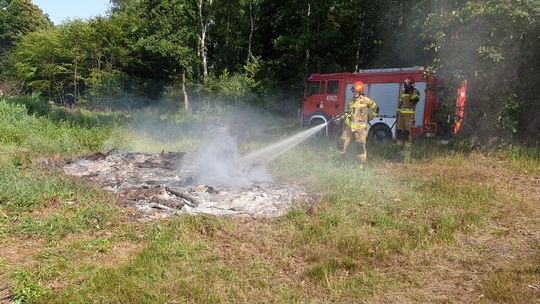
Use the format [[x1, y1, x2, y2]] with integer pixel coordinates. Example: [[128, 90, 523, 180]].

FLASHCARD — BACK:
[[4, 95, 51, 116], [0, 101, 111, 157]]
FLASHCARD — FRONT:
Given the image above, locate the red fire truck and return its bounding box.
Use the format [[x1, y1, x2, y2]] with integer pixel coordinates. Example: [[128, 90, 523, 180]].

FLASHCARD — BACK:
[[300, 66, 466, 140]]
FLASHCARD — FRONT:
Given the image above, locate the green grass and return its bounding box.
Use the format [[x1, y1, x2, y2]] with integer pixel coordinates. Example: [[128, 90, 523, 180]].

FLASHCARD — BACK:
[[0, 99, 538, 303], [504, 144, 540, 175], [39, 217, 236, 303], [0, 100, 113, 163]]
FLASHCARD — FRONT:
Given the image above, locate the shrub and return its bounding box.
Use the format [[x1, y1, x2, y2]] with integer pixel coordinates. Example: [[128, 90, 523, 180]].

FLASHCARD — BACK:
[[4, 95, 51, 116]]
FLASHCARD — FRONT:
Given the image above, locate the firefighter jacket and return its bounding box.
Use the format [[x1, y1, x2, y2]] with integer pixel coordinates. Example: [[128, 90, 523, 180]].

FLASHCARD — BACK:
[[398, 88, 420, 114], [344, 95, 379, 132]]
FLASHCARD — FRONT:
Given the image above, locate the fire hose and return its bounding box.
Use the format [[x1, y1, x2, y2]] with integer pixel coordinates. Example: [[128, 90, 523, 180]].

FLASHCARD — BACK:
[[330, 112, 374, 127]]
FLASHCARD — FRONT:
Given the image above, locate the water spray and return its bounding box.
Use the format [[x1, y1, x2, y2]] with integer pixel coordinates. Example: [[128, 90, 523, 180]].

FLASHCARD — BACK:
[[187, 122, 329, 187], [241, 122, 328, 165]]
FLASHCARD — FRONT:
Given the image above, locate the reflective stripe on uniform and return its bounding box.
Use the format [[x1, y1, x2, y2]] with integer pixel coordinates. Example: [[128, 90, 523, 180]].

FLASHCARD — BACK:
[[398, 109, 415, 114], [350, 103, 368, 108], [401, 93, 419, 99], [350, 122, 367, 130]]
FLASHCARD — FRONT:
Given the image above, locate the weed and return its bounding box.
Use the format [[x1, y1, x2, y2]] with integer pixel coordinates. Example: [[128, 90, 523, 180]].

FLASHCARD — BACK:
[[11, 270, 50, 304], [432, 212, 457, 243], [304, 258, 340, 282]]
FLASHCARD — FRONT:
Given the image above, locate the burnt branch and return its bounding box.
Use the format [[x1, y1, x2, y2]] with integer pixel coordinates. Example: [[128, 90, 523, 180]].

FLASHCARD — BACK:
[[165, 187, 200, 207]]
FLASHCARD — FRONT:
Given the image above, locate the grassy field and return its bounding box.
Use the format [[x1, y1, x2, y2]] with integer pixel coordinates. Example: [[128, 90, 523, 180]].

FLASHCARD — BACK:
[[0, 97, 539, 303]]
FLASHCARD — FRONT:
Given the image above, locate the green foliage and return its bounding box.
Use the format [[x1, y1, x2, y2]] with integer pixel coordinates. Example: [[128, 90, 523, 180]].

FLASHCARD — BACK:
[[0, 100, 112, 158], [129, 0, 198, 73], [420, 0, 540, 141], [0, 0, 52, 52], [4, 19, 129, 101], [11, 269, 50, 304], [2, 0, 425, 107], [203, 70, 256, 105], [4, 94, 50, 116]]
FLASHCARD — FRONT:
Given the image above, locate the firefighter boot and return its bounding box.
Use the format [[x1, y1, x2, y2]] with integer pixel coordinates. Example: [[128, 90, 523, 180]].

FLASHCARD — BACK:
[[356, 142, 367, 169], [396, 129, 404, 146], [357, 153, 367, 169], [404, 131, 410, 143]]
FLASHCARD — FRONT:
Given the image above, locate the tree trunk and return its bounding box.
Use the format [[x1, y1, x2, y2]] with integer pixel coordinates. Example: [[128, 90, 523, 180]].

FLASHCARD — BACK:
[[197, 0, 208, 80], [51, 57, 56, 99], [246, 0, 254, 65], [73, 61, 78, 106], [304, 2, 311, 77], [354, 19, 365, 72], [181, 69, 190, 112]]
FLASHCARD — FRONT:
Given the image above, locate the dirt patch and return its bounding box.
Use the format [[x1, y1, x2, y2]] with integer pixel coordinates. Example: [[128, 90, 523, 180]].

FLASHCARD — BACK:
[[0, 238, 46, 267], [93, 240, 142, 267]]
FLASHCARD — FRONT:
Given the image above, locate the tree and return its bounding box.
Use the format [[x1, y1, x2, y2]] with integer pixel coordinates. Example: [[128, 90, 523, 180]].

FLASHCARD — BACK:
[[196, 0, 212, 80], [421, 0, 540, 142], [0, 0, 52, 52], [129, 0, 199, 111], [208, 0, 246, 73], [6, 28, 68, 97], [244, 0, 262, 66]]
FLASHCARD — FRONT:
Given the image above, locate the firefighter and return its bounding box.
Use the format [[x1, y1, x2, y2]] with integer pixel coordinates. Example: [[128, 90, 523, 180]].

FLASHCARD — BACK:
[[396, 78, 420, 162], [337, 81, 379, 167]]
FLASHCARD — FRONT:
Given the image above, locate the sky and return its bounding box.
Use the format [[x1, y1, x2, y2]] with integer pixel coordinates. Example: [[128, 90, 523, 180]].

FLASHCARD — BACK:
[[32, 0, 111, 25]]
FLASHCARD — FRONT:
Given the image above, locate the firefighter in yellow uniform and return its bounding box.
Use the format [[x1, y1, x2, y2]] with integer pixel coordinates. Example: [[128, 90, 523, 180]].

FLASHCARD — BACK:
[[396, 78, 420, 161], [337, 81, 379, 167]]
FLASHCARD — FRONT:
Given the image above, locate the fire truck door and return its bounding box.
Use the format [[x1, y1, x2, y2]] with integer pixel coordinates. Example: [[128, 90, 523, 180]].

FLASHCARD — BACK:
[[413, 82, 426, 128], [367, 83, 399, 118], [305, 80, 323, 109], [325, 80, 340, 112]]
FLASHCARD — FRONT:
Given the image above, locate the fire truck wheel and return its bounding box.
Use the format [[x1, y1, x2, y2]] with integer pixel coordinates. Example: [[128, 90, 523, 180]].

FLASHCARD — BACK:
[[368, 124, 392, 144]]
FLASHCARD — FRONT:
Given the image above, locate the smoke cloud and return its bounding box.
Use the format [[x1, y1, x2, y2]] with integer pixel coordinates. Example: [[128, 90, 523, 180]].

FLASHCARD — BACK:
[[184, 133, 274, 187], [185, 121, 327, 187]]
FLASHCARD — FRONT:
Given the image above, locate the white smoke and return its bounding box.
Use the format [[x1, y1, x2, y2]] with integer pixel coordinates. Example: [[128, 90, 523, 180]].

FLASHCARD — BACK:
[[185, 123, 327, 188], [184, 134, 273, 187]]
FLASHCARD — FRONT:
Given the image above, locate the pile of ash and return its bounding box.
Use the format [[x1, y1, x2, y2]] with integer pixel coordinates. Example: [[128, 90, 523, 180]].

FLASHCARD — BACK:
[[64, 152, 309, 220]]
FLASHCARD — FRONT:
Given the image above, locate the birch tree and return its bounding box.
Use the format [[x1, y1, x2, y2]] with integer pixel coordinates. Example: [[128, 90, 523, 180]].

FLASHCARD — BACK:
[[196, 0, 212, 80]]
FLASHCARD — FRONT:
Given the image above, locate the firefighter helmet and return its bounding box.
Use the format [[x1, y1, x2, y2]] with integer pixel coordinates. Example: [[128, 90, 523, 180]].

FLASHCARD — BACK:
[[352, 81, 365, 94], [404, 78, 415, 91]]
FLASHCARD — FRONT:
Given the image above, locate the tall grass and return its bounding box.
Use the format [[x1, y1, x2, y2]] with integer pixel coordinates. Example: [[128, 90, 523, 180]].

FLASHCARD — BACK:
[[504, 144, 540, 174], [0, 100, 113, 162]]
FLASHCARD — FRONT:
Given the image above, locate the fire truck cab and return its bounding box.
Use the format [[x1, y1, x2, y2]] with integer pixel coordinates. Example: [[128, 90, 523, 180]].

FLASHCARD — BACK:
[[300, 67, 443, 140]]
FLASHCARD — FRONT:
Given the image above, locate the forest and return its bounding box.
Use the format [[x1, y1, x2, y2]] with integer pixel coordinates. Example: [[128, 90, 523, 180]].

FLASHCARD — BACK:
[[1, 0, 539, 142]]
